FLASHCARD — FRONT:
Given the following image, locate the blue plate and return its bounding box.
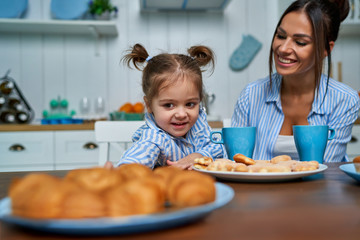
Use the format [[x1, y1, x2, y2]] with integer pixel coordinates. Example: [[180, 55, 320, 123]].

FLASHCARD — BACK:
[[51, 0, 89, 20], [0, 0, 28, 18], [339, 163, 360, 182], [0, 183, 233, 236]]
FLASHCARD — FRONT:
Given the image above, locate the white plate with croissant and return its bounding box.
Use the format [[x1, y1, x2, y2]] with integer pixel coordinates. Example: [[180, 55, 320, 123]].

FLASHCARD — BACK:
[[193, 155, 328, 182]]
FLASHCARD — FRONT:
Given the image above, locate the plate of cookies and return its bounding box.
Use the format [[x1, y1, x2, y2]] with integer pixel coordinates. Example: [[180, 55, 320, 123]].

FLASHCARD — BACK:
[[193, 155, 327, 182], [0, 164, 234, 235]]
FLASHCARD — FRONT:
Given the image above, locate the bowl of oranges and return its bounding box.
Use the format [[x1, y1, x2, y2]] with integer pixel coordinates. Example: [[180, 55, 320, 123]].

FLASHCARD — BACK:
[[110, 102, 145, 121]]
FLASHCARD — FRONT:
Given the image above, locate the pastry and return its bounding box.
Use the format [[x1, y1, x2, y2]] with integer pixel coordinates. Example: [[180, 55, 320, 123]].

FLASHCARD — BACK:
[[61, 189, 106, 219], [292, 162, 318, 172], [10, 174, 78, 219], [353, 155, 360, 163], [105, 177, 165, 216], [270, 155, 292, 164], [193, 163, 208, 170], [65, 167, 122, 193], [167, 171, 215, 207], [194, 156, 213, 166], [9, 163, 216, 219], [353, 156, 360, 173], [206, 159, 248, 172], [206, 159, 235, 171], [248, 163, 291, 173], [115, 163, 152, 181], [233, 153, 256, 165]]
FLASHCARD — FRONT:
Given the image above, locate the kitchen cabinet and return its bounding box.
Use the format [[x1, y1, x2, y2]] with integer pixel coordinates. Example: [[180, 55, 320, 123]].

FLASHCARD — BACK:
[[0, 129, 99, 172], [0, 131, 54, 172], [54, 131, 99, 170]]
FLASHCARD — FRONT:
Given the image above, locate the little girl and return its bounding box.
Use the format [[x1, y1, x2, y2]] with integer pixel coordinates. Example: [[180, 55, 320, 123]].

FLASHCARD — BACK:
[[116, 43, 227, 169]]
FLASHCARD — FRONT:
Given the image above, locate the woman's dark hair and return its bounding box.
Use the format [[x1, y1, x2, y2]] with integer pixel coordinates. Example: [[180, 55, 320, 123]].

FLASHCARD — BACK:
[[121, 44, 215, 107], [269, 0, 349, 91]]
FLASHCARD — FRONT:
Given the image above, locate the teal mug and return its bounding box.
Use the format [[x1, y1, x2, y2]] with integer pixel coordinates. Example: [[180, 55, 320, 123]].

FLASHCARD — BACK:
[[293, 125, 335, 163], [210, 127, 256, 160]]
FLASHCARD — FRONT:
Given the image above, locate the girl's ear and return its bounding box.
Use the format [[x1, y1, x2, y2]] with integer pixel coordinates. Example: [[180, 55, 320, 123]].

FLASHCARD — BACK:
[[144, 96, 152, 113]]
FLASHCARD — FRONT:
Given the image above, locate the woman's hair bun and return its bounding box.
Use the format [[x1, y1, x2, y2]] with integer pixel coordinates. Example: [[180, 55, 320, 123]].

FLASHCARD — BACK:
[[332, 0, 350, 22]]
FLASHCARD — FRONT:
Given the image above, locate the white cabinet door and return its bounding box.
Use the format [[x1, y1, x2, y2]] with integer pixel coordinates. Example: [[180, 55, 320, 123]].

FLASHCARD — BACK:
[[54, 131, 99, 170], [347, 125, 360, 161], [0, 131, 54, 172]]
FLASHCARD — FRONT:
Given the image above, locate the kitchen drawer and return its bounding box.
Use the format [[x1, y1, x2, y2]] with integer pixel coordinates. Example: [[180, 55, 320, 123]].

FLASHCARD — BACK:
[[0, 131, 54, 172], [347, 125, 360, 160], [54, 130, 99, 170]]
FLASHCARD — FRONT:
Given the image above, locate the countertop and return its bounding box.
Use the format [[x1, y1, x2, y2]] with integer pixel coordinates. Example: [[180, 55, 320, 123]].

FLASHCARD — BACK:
[[0, 121, 224, 132], [0, 119, 358, 132]]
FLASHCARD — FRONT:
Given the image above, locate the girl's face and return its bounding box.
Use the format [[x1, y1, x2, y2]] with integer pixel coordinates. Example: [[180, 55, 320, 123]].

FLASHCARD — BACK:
[[147, 78, 200, 138], [272, 11, 315, 79]]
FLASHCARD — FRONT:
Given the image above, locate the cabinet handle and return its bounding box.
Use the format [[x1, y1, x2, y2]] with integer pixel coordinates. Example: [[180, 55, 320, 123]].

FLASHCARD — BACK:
[[9, 144, 25, 152], [350, 136, 357, 143], [83, 142, 98, 150]]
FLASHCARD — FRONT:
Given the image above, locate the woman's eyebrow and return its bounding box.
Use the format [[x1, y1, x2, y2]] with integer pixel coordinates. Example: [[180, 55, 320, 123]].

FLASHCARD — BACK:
[[278, 26, 313, 40]]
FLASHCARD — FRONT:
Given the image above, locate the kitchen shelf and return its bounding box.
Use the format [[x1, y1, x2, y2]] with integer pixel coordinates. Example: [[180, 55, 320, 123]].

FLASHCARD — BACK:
[[0, 19, 118, 36], [0, 18, 118, 55]]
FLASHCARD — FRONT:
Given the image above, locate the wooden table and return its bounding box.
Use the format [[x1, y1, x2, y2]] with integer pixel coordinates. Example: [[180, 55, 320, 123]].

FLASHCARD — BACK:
[[0, 163, 359, 240]]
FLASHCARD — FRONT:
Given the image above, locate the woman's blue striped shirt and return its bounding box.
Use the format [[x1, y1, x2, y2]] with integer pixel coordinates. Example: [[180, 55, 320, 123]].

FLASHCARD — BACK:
[[231, 73, 360, 162]]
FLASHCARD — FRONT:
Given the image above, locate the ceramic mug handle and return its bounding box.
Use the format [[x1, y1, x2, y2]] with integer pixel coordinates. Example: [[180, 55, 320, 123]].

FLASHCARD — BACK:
[[210, 131, 223, 144], [328, 128, 335, 140]]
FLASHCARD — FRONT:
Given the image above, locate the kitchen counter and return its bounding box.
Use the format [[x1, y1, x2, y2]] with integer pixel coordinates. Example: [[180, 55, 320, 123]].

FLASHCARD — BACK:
[[0, 121, 224, 132]]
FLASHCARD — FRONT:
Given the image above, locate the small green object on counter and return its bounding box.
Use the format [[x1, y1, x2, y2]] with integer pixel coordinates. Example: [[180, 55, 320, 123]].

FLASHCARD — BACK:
[[110, 111, 144, 121]]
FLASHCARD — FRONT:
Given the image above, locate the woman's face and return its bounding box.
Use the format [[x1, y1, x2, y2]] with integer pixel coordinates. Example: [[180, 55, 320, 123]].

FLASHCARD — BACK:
[[272, 11, 315, 79], [147, 78, 200, 138]]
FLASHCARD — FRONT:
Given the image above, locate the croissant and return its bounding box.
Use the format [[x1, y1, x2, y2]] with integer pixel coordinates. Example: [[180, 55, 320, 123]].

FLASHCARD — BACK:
[[167, 170, 216, 207]]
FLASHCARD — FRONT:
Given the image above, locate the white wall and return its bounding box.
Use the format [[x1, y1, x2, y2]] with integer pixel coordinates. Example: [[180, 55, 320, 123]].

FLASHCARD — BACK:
[[0, 0, 359, 122]]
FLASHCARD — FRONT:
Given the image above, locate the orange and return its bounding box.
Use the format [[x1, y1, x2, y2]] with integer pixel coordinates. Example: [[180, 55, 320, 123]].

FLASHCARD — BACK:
[[119, 102, 134, 113], [133, 102, 145, 113]]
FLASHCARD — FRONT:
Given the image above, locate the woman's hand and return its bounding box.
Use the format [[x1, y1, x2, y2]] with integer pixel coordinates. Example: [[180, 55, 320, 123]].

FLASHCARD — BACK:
[[166, 153, 204, 170]]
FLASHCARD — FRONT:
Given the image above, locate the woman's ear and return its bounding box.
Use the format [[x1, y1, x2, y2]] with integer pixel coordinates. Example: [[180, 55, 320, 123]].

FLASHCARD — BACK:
[[144, 96, 152, 113], [325, 41, 335, 57]]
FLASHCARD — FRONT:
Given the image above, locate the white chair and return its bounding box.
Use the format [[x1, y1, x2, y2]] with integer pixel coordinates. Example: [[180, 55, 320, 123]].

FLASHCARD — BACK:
[[223, 118, 231, 127], [94, 121, 145, 166]]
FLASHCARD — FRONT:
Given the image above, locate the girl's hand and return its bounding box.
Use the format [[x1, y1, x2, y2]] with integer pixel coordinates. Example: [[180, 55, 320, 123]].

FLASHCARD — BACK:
[[104, 161, 114, 169], [166, 153, 204, 170]]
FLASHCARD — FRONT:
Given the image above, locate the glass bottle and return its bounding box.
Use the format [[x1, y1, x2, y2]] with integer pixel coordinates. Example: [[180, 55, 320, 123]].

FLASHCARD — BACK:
[[0, 110, 16, 123], [8, 97, 23, 111], [16, 111, 29, 123], [0, 80, 14, 95], [0, 95, 5, 109]]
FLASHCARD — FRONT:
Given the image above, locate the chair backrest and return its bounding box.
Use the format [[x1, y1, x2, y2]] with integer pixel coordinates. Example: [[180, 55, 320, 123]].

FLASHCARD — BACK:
[[94, 121, 145, 166], [223, 118, 231, 128]]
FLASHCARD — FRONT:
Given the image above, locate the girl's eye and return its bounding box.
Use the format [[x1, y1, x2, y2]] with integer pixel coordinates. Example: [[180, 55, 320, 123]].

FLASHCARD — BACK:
[[163, 103, 174, 108], [186, 102, 197, 108]]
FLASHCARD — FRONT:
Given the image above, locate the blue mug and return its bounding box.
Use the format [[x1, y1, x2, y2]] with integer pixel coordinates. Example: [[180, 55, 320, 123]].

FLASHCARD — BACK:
[[210, 127, 256, 160], [293, 125, 335, 163]]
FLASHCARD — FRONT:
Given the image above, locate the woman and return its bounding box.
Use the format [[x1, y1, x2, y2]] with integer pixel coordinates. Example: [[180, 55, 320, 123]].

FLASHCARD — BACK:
[[232, 0, 360, 162]]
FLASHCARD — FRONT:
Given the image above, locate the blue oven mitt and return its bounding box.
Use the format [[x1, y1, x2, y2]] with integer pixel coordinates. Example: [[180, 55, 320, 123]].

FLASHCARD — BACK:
[[229, 34, 262, 71]]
